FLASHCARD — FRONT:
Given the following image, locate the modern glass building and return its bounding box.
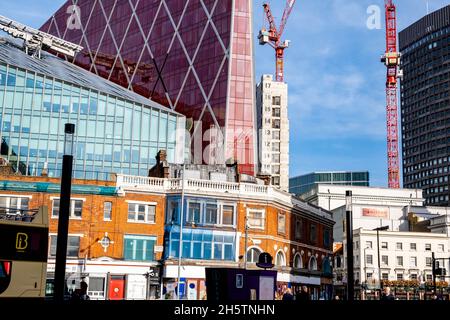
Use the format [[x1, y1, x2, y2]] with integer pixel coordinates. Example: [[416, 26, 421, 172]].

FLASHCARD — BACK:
[[399, 5, 450, 206], [289, 171, 370, 196], [0, 38, 185, 179], [41, 0, 257, 175]]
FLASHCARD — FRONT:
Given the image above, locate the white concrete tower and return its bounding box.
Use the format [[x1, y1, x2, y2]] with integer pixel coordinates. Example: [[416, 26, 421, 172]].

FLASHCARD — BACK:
[[256, 74, 289, 191]]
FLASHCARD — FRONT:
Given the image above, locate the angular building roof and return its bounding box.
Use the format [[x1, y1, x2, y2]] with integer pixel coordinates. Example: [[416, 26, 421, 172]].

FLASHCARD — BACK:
[[0, 37, 181, 115]]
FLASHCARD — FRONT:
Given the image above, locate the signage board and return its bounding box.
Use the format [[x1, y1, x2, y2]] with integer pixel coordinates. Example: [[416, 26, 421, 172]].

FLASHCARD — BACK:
[[362, 208, 388, 218]]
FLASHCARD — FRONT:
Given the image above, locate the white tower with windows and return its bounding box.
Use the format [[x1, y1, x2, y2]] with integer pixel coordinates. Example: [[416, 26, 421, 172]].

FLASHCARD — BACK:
[[256, 74, 289, 191]]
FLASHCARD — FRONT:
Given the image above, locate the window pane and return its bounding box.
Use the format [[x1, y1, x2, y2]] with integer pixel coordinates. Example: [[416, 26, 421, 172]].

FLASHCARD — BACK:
[[67, 236, 80, 257], [214, 243, 222, 260], [205, 204, 217, 225], [147, 205, 156, 223], [278, 213, 285, 233], [188, 202, 201, 223], [52, 199, 60, 217], [222, 205, 234, 225], [128, 204, 135, 221], [73, 200, 82, 218], [104, 201, 112, 220], [124, 239, 134, 260], [137, 205, 146, 221]]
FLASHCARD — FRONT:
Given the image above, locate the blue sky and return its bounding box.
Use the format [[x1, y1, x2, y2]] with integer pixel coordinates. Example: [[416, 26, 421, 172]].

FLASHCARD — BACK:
[[1, 0, 449, 187]]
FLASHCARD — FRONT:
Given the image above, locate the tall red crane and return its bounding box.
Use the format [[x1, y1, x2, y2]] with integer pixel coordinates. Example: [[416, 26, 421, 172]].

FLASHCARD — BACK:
[[258, 0, 296, 82], [381, 0, 402, 189]]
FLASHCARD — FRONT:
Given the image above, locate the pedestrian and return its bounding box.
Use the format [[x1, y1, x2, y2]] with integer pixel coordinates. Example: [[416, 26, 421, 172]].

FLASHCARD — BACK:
[[296, 286, 310, 301], [71, 280, 90, 301], [79, 280, 90, 300], [282, 288, 294, 301], [334, 295, 340, 301], [380, 286, 395, 301]]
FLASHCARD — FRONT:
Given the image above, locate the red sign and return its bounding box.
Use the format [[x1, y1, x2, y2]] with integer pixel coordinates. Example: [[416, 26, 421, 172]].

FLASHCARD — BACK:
[[362, 208, 388, 218]]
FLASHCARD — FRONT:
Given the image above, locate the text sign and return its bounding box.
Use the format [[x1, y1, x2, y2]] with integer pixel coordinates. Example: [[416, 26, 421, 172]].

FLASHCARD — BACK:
[[0, 224, 48, 262], [362, 208, 388, 218]]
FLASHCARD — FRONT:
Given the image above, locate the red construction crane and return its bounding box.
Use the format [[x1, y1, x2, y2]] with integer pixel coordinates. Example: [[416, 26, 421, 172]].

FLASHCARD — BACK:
[[381, 0, 402, 188], [258, 0, 296, 82]]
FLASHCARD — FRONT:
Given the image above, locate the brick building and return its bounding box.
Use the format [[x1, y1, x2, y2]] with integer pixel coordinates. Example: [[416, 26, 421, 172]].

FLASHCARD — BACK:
[[0, 156, 334, 300]]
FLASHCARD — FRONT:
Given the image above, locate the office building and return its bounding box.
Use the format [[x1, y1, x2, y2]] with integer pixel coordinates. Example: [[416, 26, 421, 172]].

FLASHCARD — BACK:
[[0, 37, 185, 179], [400, 5, 450, 206], [290, 171, 369, 197], [41, 0, 257, 174], [256, 74, 289, 191]]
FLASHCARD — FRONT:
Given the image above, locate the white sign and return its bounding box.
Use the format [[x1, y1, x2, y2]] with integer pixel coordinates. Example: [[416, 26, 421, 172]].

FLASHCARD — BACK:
[[126, 275, 146, 300], [155, 246, 164, 253]]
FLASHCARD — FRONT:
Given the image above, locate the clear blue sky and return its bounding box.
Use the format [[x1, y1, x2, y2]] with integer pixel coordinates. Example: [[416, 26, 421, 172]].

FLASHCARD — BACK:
[[1, 0, 449, 187]]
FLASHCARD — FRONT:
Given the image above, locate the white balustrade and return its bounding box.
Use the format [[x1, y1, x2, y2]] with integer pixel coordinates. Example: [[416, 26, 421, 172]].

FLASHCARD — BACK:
[[115, 174, 296, 205]]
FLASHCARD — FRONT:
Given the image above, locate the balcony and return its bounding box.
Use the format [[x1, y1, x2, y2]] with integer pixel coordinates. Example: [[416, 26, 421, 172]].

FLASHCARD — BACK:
[[115, 174, 333, 220]]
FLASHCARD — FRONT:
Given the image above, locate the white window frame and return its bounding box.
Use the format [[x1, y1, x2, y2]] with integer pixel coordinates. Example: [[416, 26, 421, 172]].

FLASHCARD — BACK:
[[246, 246, 262, 263], [103, 201, 112, 221], [219, 203, 236, 227], [204, 202, 219, 225], [277, 212, 286, 234], [126, 201, 157, 224], [410, 243, 417, 251], [396, 242, 403, 250], [410, 256, 417, 267], [186, 200, 201, 224], [293, 253, 303, 269], [50, 197, 85, 219], [381, 242, 388, 249], [308, 256, 318, 271], [49, 234, 82, 257], [0, 194, 32, 215], [396, 256, 403, 266], [246, 208, 265, 230], [275, 250, 286, 267]]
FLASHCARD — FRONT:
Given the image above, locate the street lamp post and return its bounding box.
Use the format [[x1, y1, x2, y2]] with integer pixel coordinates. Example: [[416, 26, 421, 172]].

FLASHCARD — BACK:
[[345, 191, 354, 301], [244, 215, 249, 269], [373, 225, 389, 300], [54, 123, 75, 302], [177, 162, 186, 300]]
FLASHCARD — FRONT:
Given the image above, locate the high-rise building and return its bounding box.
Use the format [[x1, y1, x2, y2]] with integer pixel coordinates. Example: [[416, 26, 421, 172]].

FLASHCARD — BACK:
[[0, 37, 185, 179], [41, 0, 257, 175], [289, 171, 370, 197], [399, 5, 450, 206], [256, 74, 289, 191]]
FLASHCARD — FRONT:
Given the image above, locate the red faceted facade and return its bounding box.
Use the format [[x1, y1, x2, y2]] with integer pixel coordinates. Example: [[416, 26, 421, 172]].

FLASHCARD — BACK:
[[41, 0, 256, 174]]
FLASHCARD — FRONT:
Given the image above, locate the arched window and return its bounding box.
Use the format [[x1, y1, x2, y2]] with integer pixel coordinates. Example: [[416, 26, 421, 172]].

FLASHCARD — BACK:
[[275, 250, 286, 267], [322, 257, 332, 275], [246, 247, 262, 263], [293, 253, 303, 269], [309, 256, 318, 271]]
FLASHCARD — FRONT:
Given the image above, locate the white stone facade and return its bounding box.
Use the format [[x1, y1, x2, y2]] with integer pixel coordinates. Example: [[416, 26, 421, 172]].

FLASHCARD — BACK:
[[347, 229, 450, 285]]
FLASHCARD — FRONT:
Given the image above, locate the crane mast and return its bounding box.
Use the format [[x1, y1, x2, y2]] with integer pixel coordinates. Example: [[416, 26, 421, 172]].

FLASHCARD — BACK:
[[381, 0, 402, 189], [258, 0, 296, 82]]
